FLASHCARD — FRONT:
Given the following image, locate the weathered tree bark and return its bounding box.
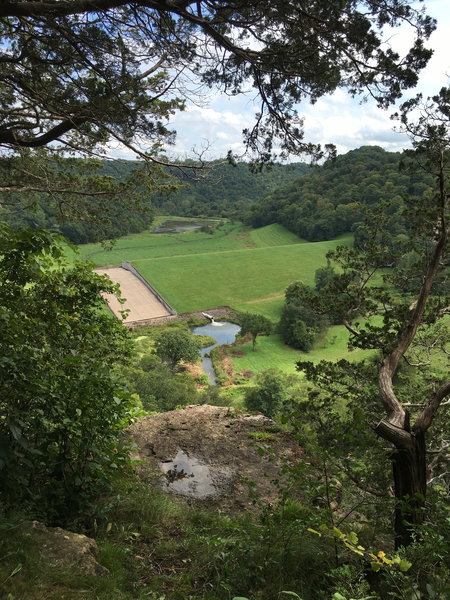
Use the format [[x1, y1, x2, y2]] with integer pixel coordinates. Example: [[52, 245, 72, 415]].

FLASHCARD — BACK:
[[374, 419, 427, 547], [391, 431, 427, 548]]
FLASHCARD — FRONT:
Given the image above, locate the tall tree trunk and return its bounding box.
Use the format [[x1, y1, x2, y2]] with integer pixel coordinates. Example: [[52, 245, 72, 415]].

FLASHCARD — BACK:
[[391, 431, 427, 548]]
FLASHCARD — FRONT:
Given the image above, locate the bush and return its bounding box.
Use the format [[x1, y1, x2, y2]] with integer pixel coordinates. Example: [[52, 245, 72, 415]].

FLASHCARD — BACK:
[[245, 369, 289, 418], [278, 304, 317, 351], [133, 363, 198, 412], [0, 228, 133, 523], [278, 281, 329, 351]]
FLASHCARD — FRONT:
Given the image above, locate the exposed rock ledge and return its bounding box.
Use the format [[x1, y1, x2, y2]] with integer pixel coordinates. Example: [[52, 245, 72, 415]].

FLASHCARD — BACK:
[[127, 404, 304, 511], [20, 521, 109, 576]]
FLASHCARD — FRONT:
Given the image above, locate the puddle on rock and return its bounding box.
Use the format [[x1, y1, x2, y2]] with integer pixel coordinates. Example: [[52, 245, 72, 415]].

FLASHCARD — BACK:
[[159, 449, 217, 498]]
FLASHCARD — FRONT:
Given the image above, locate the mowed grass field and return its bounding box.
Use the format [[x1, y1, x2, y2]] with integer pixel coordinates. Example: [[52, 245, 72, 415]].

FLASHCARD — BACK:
[[78, 220, 352, 320]]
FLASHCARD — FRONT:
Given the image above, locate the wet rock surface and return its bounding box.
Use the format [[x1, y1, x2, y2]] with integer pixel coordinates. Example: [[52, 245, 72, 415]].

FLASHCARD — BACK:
[[127, 405, 304, 510]]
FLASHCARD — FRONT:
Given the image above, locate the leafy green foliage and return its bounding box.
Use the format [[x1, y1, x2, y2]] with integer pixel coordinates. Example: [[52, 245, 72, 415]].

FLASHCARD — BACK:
[[154, 329, 200, 369], [130, 359, 198, 412], [1, 159, 310, 244], [245, 146, 434, 243], [245, 369, 294, 418], [238, 312, 273, 350], [315, 264, 337, 291], [0, 227, 133, 523], [0, 152, 169, 244]]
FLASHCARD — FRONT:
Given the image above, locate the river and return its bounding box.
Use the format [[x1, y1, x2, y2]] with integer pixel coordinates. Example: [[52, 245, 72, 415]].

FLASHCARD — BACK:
[[192, 321, 241, 384]]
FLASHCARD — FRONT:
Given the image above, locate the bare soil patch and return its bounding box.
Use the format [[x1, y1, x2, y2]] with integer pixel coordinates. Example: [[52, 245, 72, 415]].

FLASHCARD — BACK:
[[20, 521, 109, 576], [95, 267, 171, 323], [237, 370, 255, 379]]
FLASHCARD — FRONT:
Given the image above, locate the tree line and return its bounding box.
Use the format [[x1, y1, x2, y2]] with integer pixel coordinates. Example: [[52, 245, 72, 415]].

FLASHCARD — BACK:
[[1, 158, 309, 243], [245, 145, 435, 244], [1, 145, 437, 247]]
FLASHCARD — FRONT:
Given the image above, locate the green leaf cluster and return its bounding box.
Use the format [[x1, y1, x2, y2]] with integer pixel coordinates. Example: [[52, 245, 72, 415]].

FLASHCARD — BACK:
[[154, 329, 201, 370], [0, 227, 134, 522]]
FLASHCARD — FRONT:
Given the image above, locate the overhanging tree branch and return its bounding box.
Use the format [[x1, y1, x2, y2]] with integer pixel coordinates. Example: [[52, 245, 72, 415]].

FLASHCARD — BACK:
[[0, 1, 436, 166], [0, 117, 87, 147]]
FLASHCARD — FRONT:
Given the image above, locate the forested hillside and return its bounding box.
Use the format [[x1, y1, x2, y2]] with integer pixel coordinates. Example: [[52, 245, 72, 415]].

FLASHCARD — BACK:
[[152, 160, 310, 218], [1, 160, 309, 243], [0, 159, 157, 245], [245, 146, 434, 243], [3, 147, 436, 247]]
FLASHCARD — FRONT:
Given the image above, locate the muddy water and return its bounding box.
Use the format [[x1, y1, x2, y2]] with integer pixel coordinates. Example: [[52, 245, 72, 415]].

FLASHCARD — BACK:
[[152, 219, 217, 234], [192, 321, 241, 384], [159, 449, 217, 498]]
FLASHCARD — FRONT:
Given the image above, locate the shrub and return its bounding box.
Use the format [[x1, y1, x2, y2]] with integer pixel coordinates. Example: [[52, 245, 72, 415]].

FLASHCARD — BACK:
[[245, 369, 289, 418], [0, 228, 133, 523]]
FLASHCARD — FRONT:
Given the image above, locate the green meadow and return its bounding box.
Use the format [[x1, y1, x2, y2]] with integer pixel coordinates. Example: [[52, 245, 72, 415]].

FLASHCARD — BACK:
[[75, 218, 378, 381], [230, 326, 373, 378], [78, 220, 352, 320]]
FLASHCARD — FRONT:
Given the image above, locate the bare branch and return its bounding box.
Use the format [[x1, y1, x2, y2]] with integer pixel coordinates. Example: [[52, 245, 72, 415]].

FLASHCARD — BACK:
[[0, 186, 116, 196], [428, 471, 450, 485], [0, 0, 131, 18], [402, 356, 431, 368], [0, 117, 86, 148], [343, 319, 361, 337]]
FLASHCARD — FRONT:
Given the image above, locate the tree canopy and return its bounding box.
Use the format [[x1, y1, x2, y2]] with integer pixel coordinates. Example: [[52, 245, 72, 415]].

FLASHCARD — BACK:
[[154, 329, 200, 370], [239, 312, 273, 350], [245, 145, 435, 243], [0, 1, 435, 163], [296, 88, 450, 547]]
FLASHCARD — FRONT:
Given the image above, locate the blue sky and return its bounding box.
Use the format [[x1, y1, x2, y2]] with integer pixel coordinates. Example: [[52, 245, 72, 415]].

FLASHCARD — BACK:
[[167, 0, 449, 161]]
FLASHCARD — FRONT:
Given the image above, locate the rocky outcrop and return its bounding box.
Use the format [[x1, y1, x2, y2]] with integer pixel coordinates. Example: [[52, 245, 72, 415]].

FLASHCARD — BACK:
[[20, 521, 109, 576], [127, 404, 303, 511]]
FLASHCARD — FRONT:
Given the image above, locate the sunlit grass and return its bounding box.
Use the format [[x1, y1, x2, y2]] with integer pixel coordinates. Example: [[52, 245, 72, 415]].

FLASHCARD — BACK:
[[133, 236, 352, 319], [229, 327, 373, 381], [75, 221, 352, 320]]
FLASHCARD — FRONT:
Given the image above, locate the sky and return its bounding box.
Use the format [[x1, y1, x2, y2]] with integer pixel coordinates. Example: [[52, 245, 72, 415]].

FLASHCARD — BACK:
[[166, 0, 450, 161]]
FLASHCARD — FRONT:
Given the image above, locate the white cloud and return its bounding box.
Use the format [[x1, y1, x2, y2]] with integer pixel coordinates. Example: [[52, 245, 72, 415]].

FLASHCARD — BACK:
[[168, 103, 252, 159], [165, 1, 450, 160], [299, 95, 411, 154]]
